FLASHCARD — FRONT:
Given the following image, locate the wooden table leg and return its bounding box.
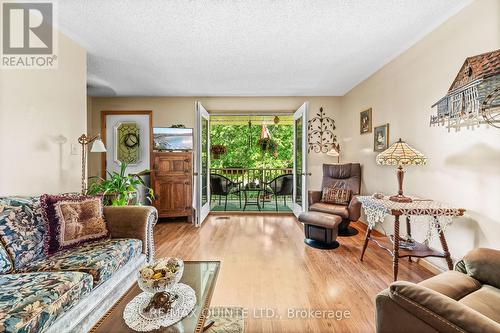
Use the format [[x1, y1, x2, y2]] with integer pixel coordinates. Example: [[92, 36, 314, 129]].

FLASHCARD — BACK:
[[393, 215, 400, 281], [436, 217, 453, 270], [360, 227, 372, 261], [406, 216, 412, 263]]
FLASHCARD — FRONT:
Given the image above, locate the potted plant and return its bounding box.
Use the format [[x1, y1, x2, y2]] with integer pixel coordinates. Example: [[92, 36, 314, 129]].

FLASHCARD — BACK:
[[210, 144, 227, 160], [258, 138, 278, 157], [87, 162, 154, 206]]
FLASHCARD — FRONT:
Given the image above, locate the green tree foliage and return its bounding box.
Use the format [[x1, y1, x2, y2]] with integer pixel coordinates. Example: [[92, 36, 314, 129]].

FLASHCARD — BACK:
[[210, 123, 293, 169]]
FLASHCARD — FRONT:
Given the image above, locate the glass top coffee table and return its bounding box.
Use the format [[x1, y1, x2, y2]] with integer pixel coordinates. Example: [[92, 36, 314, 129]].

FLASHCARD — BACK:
[[90, 261, 220, 333]]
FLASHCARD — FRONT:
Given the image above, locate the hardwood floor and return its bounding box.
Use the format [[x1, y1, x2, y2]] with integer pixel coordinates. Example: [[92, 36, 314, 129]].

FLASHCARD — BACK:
[[154, 214, 434, 333]]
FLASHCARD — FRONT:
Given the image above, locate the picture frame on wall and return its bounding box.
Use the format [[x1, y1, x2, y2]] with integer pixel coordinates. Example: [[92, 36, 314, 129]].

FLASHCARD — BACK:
[[360, 108, 372, 134], [374, 123, 389, 152]]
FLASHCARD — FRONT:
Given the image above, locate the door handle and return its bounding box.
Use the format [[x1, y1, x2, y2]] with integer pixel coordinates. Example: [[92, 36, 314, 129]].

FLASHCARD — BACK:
[[193, 172, 199, 176]]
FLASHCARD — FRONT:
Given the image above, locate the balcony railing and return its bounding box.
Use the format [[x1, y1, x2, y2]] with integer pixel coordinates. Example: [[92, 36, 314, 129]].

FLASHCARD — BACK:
[[209, 168, 292, 186], [209, 167, 293, 211]]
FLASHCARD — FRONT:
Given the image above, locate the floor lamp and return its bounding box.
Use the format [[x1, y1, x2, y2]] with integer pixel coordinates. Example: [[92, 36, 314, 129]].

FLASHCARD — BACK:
[[327, 143, 340, 163], [78, 134, 106, 194]]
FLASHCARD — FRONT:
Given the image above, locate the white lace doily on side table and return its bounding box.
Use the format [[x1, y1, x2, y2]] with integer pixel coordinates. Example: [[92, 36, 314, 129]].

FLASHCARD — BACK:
[[123, 283, 196, 332]]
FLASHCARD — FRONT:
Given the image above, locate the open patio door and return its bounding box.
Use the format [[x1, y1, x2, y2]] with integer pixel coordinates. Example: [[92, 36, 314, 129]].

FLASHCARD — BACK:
[[292, 102, 309, 217], [194, 102, 210, 226]]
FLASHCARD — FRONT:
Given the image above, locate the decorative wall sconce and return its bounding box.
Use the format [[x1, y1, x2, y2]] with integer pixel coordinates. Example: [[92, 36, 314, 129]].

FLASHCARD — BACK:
[[307, 107, 338, 153], [78, 133, 106, 194]]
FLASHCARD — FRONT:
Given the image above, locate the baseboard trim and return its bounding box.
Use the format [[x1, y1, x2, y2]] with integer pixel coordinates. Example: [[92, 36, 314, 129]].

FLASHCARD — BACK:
[[209, 211, 295, 216], [416, 258, 445, 275]]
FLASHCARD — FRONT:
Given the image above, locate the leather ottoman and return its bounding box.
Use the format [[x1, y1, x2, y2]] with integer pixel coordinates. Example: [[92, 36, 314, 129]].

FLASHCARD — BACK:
[[298, 211, 342, 249]]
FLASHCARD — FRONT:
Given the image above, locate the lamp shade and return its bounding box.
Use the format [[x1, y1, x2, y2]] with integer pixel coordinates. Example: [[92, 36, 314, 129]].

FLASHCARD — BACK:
[[90, 139, 107, 153], [376, 138, 426, 166], [327, 148, 339, 157]]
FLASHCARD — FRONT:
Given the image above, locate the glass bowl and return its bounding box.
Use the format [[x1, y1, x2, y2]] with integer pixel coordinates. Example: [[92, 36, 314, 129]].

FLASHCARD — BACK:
[[137, 258, 184, 294]]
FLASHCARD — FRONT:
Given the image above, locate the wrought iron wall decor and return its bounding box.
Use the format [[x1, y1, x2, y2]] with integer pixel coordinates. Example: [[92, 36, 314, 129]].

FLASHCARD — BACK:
[[307, 107, 338, 153], [431, 49, 500, 131]]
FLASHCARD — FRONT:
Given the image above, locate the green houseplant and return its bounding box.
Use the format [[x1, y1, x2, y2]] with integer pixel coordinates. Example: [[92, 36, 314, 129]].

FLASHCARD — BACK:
[[210, 144, 227, 160], [87, 162, 154, 206], [258, 138, 278, 157]]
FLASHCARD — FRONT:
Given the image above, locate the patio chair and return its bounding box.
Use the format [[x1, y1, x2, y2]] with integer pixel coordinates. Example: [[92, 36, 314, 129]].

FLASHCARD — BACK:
[[262, 174, 293, 211], [210, 174, 242, 211]]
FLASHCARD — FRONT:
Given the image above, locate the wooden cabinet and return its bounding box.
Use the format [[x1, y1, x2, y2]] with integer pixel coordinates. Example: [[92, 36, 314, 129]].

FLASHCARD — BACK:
[[151, 152, 193, 220]]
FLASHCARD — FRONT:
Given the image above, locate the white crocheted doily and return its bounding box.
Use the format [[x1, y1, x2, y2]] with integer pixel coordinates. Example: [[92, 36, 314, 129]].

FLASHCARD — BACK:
[[123, 283, 196, 331]]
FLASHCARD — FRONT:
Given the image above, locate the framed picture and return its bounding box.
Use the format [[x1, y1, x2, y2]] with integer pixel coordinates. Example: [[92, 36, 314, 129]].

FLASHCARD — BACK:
[[374, 123, 389, 152], [360, 108, 372, 134]]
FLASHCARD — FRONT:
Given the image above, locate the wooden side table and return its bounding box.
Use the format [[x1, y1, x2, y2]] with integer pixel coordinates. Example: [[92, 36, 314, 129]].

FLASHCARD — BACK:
[[357, 196, 465, 281]]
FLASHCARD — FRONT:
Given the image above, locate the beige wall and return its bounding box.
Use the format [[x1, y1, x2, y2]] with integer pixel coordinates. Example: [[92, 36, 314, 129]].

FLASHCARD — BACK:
[[0, 32, 87, 195], [88, 96, 342, 190], [339, 0, 500, 268]]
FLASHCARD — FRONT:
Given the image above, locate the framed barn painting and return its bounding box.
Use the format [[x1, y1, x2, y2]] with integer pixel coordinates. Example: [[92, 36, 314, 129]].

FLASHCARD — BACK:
[[374, 123, 389, 152], [360, 108, 372, 134]]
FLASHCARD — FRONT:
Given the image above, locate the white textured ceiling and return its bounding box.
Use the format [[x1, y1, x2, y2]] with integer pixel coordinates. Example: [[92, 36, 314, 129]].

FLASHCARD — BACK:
[[55, 0, 471, 97]]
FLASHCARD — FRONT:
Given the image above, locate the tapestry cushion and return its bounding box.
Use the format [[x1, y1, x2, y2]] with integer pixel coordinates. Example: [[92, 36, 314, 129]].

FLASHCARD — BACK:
[[321, 187, 351, 205], [40, 194, 109, 255], [24, 238, 142, 287], [0, 271, 92, 333], [0, 242, 13, 274], [0, 197, 46, 270]]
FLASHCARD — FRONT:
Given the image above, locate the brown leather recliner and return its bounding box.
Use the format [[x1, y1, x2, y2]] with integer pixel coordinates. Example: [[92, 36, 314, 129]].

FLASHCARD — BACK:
[[308, 163, 362, 236], [376, 248, 500, 333]]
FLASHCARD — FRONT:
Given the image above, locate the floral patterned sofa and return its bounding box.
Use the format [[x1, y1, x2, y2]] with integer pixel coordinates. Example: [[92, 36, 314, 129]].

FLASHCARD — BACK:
[[0, 197, 157, 333]]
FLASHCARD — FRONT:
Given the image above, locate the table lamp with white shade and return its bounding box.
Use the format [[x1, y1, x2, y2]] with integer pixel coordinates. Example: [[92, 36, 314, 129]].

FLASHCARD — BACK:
[[376, 138, 426, 203], [78, 133, 107, 194]]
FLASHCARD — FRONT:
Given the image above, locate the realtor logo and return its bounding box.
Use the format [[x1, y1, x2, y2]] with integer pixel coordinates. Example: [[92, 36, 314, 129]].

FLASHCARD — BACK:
[[1, 2, 57, 68]]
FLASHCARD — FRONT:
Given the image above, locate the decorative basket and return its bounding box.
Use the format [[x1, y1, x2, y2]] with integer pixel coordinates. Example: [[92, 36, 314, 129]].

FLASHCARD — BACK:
[[137, 258, 184, 294]]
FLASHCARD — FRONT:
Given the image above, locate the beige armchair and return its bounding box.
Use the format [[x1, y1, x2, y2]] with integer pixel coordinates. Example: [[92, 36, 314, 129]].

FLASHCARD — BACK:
[[308, 163, 362, 236], [376, 248, 500, 333]]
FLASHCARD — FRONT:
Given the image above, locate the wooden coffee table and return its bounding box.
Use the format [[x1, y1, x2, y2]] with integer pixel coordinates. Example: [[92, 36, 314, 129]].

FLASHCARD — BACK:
[[90, 261, 220, 333]]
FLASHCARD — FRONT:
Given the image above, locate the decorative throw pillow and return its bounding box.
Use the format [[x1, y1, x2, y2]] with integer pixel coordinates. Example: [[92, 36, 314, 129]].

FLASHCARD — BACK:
[[41, 194, 109, 255], [0, 196, 46, 270], [0, 242, 13, 273], [321, 187, 352, 205]]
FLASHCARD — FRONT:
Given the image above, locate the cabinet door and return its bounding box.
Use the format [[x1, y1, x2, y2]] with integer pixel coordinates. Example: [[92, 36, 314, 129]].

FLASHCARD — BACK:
[[153, 176, 192, 217], [153, 154, 191, 177]]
